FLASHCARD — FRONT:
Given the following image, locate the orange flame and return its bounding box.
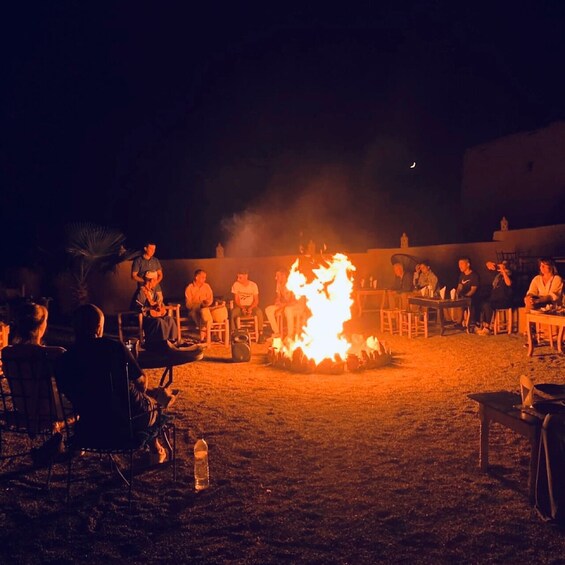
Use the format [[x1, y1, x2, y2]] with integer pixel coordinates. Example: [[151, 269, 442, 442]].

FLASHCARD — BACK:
[[273, 252, 382, 364]]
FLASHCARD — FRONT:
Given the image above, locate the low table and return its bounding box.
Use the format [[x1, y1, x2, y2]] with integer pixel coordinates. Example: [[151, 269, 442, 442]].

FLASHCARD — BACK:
[[408, 296, 471, 336], [138, 345, 204, 387], [526, 311, 565, 356], [467, 391, 542, 502]]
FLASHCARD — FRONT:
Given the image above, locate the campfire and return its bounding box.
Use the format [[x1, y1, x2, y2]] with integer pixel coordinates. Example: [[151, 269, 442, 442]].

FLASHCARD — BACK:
[[268, 253, 392, 373]]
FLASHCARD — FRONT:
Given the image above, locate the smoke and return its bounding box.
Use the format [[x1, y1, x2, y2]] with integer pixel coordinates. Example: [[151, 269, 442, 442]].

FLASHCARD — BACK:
[[220, 162, 379, 257]]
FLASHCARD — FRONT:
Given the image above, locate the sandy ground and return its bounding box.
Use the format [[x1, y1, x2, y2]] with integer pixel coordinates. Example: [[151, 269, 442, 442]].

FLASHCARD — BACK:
[[2, 314, 565, 564]]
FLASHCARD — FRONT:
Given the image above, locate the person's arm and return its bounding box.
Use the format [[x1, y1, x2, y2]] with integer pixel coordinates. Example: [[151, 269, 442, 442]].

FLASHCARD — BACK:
[[133, 375, 147, 393], [548, 275, 564, 302], [155, 268, 163, 285], [251, 292, 259, 310], [132, 288, 145, 311], [131, 258, 144, 284], [466, 285, 478, 297], [202, 284, 213, 307], [498, 265, 512, 287], [155, 289, 164, 305]]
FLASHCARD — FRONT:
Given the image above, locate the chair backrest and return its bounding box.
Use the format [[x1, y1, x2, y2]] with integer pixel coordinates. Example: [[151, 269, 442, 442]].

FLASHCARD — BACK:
[[117, 311, 143, 344], [57, 342, 157, 450], [0, 345, 65, 436]]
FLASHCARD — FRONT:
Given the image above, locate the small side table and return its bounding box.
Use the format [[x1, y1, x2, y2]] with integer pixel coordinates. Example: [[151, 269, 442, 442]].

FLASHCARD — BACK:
[[468, 391, 542, 503]]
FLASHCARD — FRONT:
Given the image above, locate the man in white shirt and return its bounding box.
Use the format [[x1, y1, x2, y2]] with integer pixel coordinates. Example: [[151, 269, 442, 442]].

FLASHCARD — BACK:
[[230, 269, 264, 343]]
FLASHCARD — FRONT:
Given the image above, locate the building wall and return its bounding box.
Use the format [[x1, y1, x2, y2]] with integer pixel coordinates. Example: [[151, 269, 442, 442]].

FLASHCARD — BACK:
[[462, 121, 565, 230]]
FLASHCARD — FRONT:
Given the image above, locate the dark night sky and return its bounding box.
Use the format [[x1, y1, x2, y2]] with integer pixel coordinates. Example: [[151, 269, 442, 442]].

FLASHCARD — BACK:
[[3, 2, 565, 266]]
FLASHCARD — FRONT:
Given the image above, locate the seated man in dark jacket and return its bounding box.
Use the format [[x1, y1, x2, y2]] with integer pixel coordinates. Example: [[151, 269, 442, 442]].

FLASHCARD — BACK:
[[57, 303, 167, 463]]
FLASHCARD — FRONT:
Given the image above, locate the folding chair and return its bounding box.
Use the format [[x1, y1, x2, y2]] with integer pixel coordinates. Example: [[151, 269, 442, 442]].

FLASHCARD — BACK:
[[61, 360, 176, 507], [0, 345, 70, 488]]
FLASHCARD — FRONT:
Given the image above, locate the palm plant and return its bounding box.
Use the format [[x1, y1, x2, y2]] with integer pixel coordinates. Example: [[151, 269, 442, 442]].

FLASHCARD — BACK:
[[64, 222, 133, 305]]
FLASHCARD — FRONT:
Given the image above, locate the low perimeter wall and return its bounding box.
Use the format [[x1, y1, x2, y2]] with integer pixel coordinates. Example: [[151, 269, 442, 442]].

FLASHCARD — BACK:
[[84, 223, 565, 315]]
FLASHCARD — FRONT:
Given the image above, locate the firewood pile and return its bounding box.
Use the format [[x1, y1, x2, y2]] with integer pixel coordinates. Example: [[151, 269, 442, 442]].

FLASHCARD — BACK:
[[267, 343, 392, 374]]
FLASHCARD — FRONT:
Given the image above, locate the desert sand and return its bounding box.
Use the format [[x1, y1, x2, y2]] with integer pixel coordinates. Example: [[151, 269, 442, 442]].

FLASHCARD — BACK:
[[2, 316, 565, 564]]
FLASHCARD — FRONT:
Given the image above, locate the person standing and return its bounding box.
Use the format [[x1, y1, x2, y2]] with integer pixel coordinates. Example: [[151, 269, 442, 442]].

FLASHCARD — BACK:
[[131, 242, 163, 290], [230, 268, 265, 343]]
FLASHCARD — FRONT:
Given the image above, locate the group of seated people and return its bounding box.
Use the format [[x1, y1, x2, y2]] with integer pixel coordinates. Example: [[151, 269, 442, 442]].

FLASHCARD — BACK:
[[5, 301, 171, 464], [390, 256, 563, 335], [182, 267, 307, 344], [129, 241, 563, 342], [130, 241, 307, 346]]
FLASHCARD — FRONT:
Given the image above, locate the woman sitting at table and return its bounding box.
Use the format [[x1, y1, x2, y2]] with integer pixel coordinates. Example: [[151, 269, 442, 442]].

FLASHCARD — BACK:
[[524, 258, 563, 311]]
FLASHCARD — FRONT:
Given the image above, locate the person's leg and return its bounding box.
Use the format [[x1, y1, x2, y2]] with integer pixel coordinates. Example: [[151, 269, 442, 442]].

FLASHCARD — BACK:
[[265, 304, 279, 335], [230, 306, 242, 332], [284, 305, 294, 338], [253, 307, 265, 340], [165, 316, 178, 341], [201, 307, 213, 341], [482, 302, 494, 328]]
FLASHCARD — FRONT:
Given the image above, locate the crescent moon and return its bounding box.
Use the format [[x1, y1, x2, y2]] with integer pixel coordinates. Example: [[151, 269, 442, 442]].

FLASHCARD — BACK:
[[410, 162, 416, 169]]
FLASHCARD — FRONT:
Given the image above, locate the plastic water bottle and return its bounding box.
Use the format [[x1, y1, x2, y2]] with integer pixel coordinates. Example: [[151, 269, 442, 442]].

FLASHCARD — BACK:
[[194, 439, 209, 491]]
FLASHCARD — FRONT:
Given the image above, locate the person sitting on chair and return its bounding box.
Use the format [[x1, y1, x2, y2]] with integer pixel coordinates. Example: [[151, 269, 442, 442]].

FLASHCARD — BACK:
[[2, 302, 67, 464], [56, 303, 167, 463], [265, 267, 306, 339], [524, 257, 563, 311], [476, 260, 513, 335], [9, 301, 64, 358], [392, 262, 413, 292], [184, 269, 214, 343], [132, 271, 178, 350], [230, 268, 265, 343]]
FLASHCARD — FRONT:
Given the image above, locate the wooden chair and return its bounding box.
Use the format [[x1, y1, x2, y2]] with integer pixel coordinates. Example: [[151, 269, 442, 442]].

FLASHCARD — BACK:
[[236, 315, 259, 343], [0, 345, 70, 488], [178, 306, 194, 342], [380, 309, 401, 335], [117, 311, 143, 345], [118, 305, 180, 346], [164, 303, 181, 342], [208, 319, 230, 346], [492, 308, 513, 335], [399, 310, 429, 338]]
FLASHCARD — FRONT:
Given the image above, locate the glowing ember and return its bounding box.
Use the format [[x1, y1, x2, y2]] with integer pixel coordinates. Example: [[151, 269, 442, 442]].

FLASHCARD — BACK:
[[269, 252, 391, 372]]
